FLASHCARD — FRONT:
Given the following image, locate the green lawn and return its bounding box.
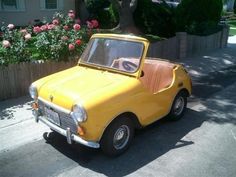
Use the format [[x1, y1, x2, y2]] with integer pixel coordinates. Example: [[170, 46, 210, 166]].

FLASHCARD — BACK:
[[229, 28, 236, 36], [228, 20, 236, 27], [227, 19, 236, 36]]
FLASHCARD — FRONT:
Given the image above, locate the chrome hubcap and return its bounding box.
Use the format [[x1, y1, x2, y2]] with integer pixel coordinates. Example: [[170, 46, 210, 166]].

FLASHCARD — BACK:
[[113, 125, 130, 150], [174, 97, 185, 116]]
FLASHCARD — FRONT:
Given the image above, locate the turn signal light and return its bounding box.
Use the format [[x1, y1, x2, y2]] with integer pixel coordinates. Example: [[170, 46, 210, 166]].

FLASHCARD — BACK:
[[77, 126, 85, 136]]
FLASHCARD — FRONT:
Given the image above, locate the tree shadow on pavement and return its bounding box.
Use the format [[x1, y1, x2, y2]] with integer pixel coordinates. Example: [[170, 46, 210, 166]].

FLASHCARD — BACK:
[[179, 43, 236, 80], [191, 64, 236, 101], [0, 96, 32, 120]]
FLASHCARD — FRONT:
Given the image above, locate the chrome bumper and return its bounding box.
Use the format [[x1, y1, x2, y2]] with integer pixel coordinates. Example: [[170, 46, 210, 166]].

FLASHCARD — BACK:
[[34, 111, 100, 149]]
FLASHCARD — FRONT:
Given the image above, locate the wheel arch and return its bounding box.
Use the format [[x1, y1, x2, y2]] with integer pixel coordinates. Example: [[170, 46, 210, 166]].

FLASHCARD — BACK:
[[99, 111, 142, 142], [179, 88, 190, 97]]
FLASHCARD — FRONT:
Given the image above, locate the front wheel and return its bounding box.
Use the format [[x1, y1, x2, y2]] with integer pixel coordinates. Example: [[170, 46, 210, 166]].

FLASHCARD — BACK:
[[100, 117, 134, 157], [168, 91, 187, 121]]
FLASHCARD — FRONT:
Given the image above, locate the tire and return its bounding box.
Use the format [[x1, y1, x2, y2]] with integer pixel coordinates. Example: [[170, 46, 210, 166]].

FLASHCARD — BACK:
[[168, 91, 187, 121], [100, 116, 134, 157]]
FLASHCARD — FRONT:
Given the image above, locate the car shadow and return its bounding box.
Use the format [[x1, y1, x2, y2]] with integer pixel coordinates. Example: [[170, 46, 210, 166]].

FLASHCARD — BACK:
[[43, 108, 206, 176]]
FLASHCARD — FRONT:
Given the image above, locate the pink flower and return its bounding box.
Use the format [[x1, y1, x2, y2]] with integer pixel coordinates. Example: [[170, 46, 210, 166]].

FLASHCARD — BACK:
[[33, 26, 41, 33], [52, 19, 59, 25], [40, 25, 48, 31], [86, 21, 93, 29], [24, 33, 31, 40], [63, 25, 69, 31], [75, 39, 81, 46], [68, 10, 75, 19], [20, 29, 27, 34], [47, 24, 55, 30], [68, 44, 75, 51], [73, 24, 81, 31], [2, 40, 10, 48], [61, 36, 69, 41], [91, 20, 99, 28], [7, 24, 14, 30]]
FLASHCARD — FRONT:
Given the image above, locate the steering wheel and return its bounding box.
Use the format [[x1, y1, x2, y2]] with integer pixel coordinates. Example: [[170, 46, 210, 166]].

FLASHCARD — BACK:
[[122, 61, 138, 72]]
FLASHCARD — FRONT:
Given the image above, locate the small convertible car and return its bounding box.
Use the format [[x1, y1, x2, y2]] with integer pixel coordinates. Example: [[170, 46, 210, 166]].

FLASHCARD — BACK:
[[30, 34, 192, 156]]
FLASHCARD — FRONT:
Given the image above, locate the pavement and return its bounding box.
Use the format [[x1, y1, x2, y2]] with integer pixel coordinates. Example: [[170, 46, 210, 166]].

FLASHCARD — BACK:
[[0, 36, 236, 177]]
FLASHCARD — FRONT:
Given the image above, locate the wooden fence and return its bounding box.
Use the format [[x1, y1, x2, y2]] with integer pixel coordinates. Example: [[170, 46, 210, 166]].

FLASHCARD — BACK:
[[147, 26, 229, 59], [0, 60, 77, 101]]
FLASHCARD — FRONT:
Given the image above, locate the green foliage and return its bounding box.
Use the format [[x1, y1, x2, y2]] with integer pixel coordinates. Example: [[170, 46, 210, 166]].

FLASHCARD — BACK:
[[134, 0, 176, 38], [234, 1, 236, 14], [176, 0, 223, 35], [0, 26, 33, 65], [0, 11, 99, 66], [84, 0, 118, 29], [97, 4, 119, 29], [84, 0, 110, 14]]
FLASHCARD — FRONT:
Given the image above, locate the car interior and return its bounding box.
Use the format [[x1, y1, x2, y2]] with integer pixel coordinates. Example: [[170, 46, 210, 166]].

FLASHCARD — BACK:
[[112, 58, 176, 93]]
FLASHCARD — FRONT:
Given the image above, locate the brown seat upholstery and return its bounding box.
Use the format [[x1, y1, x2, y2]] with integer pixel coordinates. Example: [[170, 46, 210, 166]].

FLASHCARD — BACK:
[[140, 60, 175, 93], [111, 58, 175, 93]]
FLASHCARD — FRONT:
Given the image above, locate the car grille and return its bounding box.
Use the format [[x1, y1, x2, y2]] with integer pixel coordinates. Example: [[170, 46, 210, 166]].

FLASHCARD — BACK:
[[38, 100, 77, 134]]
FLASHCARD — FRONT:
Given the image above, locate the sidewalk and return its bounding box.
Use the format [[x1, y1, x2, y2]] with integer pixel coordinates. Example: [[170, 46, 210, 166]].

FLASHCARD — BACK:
[[179, 35, 236, 79], [0, 35, 236, 152]]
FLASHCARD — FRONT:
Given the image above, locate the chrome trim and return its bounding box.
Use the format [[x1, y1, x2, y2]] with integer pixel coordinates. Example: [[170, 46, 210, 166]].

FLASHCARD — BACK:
[[38, 116, 100, 148], [38, 97, 71, 114], [66, 128, 72, 144], [33, 110, 39, 122], [71, 103, 87, 123]]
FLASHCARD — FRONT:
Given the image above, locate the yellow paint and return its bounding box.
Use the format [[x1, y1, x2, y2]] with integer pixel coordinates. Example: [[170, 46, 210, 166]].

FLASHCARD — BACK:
[[32, 34, 192, 142]]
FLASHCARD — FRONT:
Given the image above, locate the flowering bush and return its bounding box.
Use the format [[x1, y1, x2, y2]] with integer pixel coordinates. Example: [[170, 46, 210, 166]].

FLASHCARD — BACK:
[[0, 24, 33, 65], [0, 10, 99, 65]]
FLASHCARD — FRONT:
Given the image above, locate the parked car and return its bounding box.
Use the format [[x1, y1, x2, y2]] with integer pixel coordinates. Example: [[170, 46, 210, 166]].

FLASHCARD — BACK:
[[29, 33, 192, 156]]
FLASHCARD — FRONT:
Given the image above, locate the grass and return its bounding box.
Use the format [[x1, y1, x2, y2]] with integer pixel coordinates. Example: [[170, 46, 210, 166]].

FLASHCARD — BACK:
[[228, 20, 236, 27], [226, 14, 236, 36], [229, 28, 236, 36]]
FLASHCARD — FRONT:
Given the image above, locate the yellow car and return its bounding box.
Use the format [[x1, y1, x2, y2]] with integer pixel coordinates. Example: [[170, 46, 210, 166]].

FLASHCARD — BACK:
[[29, 34, 192, 156]]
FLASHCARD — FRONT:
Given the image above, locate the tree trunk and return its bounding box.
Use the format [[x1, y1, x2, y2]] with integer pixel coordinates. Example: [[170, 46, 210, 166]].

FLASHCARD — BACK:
[[227, 0, 235, 11], [110, 0, 140, 34]]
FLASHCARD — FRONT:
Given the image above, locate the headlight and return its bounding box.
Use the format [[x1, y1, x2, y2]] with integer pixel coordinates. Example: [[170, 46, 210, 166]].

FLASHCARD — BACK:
[[71, 104, 87, 124], [29, 84, 38, 100]]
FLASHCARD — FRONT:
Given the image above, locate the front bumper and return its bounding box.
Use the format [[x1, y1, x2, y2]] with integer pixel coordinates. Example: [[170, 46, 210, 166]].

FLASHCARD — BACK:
[[34, 111, 100, 149]]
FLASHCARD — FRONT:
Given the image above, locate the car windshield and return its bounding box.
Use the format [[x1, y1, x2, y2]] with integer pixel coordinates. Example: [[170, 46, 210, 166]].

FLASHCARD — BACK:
[[80, 38, 144, 73]]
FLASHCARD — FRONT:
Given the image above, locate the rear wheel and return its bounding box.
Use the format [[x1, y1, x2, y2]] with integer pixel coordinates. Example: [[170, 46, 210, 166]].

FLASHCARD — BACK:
[[168, 91, 187, 121], [101, 117, 134, 157]]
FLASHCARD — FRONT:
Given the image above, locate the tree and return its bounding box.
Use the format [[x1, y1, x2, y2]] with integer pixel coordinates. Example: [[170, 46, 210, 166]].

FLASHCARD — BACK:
[[109, 0, 139, 33], [225, 0, 235, 11]]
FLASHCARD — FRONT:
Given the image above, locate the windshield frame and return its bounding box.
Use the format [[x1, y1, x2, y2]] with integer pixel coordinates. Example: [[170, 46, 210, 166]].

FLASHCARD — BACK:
[[78, 34, 149, 78]]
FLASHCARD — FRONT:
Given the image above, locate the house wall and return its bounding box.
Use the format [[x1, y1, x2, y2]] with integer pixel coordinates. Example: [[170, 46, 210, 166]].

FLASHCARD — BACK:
[[0, 0, 75, 26]]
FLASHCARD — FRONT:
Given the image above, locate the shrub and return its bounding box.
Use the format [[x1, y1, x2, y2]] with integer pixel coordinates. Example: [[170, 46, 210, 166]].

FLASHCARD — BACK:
[[134, 0, 176, 38], [0, 25, 33, 65], [84, 0, 109, 14], [176, 0, 223, 35], [0, 11, 99, 66], [234, 1, 236, 14], [84, 0, 118, 29]]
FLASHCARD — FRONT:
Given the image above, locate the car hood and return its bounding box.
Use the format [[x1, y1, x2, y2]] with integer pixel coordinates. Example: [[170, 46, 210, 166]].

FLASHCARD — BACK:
[[37, 66, 133, 111]]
